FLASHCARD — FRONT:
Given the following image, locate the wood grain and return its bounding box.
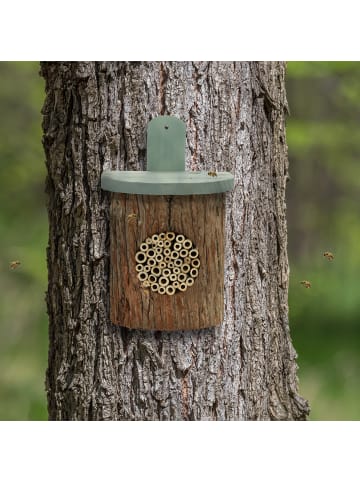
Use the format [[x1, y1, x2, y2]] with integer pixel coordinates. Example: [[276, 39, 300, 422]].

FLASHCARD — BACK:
[[110, 193, 224, 330]]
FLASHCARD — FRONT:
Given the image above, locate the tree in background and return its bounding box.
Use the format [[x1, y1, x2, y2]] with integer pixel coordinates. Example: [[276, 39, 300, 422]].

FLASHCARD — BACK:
[[41, 61, 308, 420]]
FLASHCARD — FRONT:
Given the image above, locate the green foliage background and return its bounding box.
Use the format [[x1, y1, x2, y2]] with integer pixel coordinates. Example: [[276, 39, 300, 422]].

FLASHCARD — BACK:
[[0, 61, 359, 420], [287, 62, 360, 420], [0, 62, 47, 419]]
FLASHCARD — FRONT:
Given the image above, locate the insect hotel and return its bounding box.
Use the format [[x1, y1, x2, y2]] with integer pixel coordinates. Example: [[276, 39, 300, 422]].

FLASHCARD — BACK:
[[101, 116, 234, 331]]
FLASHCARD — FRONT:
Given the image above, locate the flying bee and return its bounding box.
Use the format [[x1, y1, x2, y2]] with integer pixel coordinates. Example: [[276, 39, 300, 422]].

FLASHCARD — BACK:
[[10, 260, 21, 270], [323, 251, 334, 261], [208, 171, 217, 177], [300, 280, 311, 289], [127, 213, 137, 224]]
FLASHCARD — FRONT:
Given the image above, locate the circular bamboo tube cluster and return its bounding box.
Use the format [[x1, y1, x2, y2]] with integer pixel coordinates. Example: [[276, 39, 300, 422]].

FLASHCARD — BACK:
[[135, 232, 200, 295]]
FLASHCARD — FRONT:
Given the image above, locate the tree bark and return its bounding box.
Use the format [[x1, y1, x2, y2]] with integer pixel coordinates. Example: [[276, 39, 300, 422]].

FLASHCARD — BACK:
[[41, 61, 309, 420]]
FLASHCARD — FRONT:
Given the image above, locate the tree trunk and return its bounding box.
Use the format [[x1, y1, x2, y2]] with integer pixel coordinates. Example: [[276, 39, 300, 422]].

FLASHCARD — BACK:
[[41, 61, 309, 421]]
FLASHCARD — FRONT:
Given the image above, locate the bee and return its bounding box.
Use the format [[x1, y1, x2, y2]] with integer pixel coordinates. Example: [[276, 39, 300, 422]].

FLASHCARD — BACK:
[[300, 280, 311, 289], [127, 213, 137, 224], [208, 171, 217, 177], [323, 251, 334, 261], [10, 260, 21, 270]]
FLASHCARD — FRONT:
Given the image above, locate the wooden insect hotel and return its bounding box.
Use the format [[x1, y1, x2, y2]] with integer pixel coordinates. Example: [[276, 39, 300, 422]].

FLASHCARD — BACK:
[[101, 116, 234, 331]]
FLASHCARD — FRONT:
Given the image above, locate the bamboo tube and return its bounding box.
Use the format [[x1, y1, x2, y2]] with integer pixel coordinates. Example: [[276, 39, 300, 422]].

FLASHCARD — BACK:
[[151, 266, 161, 277], [158, 276, 169, 287], [135, 232, 199, 297], [176, 234, 185, 244], [178, 273, 187, 283], [148, 274, 157, 284], [140, 242, 148, 252], [186, 277, 194, 287], [189, 249, 199, 259], [151, 283, 159, 292], [166, 285, 175, 296], [135, 251, 147, 263], [137, 272, 148, 282], [191, 258, 200, 268], [147, 249, 156, 258], [183, 239, 192, 250], [181, 263, 190, 273]]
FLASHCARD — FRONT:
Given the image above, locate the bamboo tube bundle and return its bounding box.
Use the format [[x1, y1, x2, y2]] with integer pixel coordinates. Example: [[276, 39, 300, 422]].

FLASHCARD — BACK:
[[134, 231, 201, 295]]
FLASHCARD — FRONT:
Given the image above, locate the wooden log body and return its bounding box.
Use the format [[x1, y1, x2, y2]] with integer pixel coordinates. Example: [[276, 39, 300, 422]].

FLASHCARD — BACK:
[[110, 193, 225, 330]]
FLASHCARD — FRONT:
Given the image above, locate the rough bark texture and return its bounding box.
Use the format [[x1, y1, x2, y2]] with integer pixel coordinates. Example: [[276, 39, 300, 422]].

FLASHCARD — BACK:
[[110, 193, 225, 331], [42, 61, 309, 420]]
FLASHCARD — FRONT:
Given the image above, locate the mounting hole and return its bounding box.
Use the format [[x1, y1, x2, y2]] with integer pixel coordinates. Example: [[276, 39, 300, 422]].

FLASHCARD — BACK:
[[164, 125, 169, 130]]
